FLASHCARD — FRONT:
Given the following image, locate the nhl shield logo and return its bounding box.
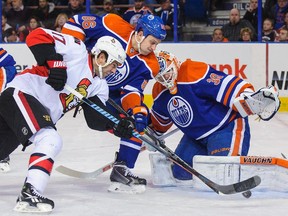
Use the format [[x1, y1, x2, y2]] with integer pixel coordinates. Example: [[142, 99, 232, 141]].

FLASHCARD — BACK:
[[167, 96, 193, 127]]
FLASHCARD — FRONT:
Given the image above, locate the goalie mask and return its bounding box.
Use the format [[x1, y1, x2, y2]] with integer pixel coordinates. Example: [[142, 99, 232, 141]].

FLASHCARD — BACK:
[[91, 36, 126, 78], [155, 50, 180, 94]]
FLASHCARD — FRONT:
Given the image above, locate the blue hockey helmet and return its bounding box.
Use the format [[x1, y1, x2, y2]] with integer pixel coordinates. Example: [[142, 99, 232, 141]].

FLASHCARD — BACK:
[[135, 14, 166, 40]]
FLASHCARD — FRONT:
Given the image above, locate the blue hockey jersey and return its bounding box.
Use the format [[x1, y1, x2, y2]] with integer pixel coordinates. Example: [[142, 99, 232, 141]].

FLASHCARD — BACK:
[[62, 13, 159, 111], [151, 59, 254, 140], [0, 48, 16, 92]]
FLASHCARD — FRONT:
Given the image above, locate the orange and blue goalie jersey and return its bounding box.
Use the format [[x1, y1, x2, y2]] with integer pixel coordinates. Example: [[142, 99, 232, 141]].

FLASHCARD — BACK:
[[62, 13, 159, 111], [151, 59, 254, 140], [0, 48, 16, 92]]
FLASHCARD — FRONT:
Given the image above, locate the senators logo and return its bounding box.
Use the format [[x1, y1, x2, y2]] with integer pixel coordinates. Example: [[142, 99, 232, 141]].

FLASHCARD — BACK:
[[207, 73, 223, 85], [60, 78, 92, 112]]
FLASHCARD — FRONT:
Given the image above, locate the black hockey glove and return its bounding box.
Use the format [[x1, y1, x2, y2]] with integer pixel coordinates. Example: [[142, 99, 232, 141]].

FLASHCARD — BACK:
[[113, 117, 135, 139], [46, 53, 67, 91]]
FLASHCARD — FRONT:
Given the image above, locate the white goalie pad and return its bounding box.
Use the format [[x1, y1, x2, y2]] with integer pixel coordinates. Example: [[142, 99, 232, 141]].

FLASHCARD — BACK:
[[234, 85, 280, 121], [149, 153, 176, 186], [193, 155, 288, 192]]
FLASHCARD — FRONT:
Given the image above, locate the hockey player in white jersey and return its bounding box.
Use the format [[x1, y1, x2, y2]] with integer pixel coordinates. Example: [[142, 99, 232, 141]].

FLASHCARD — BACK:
[[0, 28, 135, 213]]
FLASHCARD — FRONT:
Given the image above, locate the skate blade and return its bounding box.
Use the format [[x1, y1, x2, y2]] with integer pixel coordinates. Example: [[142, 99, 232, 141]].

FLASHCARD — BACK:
[[14, 201, 53, 213], [108, 182, 146, 194], [0, 163, 10, 173]]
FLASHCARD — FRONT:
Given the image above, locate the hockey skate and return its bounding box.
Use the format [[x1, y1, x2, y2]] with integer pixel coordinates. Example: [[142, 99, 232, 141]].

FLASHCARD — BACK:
[[14, 182, 54, 213], [0, 156, 10, 172], [108, 161, 147, 194]]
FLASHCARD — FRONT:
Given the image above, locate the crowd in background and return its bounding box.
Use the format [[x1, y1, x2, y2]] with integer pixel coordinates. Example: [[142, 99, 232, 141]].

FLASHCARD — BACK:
[[1, 0, 288, 43]]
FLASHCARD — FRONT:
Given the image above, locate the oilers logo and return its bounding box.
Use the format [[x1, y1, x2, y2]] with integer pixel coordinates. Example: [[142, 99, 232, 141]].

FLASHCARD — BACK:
[[106, 60, 129, 86], [168, 96, 193, 127]]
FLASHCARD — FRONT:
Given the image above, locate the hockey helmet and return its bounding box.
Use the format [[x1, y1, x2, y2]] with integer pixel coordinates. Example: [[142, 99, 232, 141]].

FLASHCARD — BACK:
[[135, 14, 166, 40], [91, 36, 126, 67]]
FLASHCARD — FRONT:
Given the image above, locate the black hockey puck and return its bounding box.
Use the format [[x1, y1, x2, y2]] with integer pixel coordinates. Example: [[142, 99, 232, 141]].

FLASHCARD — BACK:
[[242, 190, 252, 198]]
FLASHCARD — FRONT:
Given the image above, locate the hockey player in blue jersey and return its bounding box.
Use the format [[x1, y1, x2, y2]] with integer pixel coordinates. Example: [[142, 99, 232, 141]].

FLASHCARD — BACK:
[[62, 14, 166, 192], [149, 50, 280, 181], [0, 47, 17, 172]]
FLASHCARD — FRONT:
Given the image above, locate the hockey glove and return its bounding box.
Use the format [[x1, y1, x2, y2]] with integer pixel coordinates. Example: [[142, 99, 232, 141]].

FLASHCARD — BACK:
[[113, 117, 135, 139], [46, 53, 67, 91], [132, 106, 148, 134]]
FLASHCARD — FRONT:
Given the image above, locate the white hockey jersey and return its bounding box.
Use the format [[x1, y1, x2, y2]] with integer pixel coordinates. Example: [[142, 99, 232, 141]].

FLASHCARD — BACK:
[[7, 28, 109, 124]]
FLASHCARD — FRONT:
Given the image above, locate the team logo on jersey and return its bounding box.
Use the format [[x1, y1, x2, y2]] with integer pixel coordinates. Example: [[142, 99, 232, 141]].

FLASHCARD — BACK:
[[60, 78, 92, 112], [106, 61, 129, 86], [167, 96, 193, 127], [43, 115, 51, 122], [207, 73, 223, 85]]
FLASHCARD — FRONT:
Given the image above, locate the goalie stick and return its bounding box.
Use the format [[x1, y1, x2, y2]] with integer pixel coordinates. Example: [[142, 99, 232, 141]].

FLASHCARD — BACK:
[[62, 84, 261, 195], [55, 127, 180, 178]]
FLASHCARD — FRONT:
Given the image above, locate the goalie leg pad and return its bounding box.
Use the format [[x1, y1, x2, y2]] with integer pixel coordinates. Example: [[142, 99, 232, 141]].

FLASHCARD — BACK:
[[149, 153, 176, 186]]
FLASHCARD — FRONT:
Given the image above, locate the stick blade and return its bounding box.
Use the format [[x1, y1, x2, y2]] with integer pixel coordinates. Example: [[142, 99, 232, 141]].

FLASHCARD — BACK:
[[55, 164, 111, 179], [217, 175, 261, 195]]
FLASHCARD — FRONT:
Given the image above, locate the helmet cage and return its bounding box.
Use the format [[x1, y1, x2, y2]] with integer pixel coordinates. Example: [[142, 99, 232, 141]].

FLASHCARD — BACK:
[[155, 51, 180, 89]]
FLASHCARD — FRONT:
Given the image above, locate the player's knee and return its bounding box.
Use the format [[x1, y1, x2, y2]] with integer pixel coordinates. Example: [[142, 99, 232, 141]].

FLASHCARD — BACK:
[[31, 127, 63, 158]]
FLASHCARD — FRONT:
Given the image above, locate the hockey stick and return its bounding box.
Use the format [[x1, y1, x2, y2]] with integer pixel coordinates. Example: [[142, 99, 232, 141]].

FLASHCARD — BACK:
[[63, 84, 261, 195], [55, 127, 180, 178], [56, 146, 146, 179]]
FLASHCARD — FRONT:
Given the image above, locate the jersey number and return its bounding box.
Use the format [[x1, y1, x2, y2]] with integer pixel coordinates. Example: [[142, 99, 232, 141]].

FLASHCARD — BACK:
[[52, 32, 66, 45]]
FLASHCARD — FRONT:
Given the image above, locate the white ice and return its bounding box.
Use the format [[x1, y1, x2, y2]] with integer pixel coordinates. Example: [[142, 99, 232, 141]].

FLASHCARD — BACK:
[[1, 111, 288, 216]]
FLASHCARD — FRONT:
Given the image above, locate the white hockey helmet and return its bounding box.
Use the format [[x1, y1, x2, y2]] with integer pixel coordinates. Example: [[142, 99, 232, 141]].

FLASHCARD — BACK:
[[154, 50, 180, 94], [91, 36, 126, 68]]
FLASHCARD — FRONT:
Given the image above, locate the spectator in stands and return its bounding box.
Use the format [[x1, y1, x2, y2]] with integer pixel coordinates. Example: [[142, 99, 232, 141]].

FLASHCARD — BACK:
[[275, 27, 288, 41], [123, 0, 153, 27], [62, 0, 85, 18], [3, 28, 20, 42], [2, 13, 13, 42], [23, 0, 38, 5], [264, 0, 277, 13], [129, 0, 158, 9], [221, 8, 255, 41], [266, 0, 288, 30], [52, 0, 69, 5], [262, 18, 278, 42], [19, 16, 42, 42], [211, 27, 228, 42], [155, 0, 183, 41], [278, 10, 288, 30], [53, 13, 69, 32], [243, 0, 267, 35], [3, 0, 13, 13], [32, 0, 60, 30], [204, 0, 223, 11], [239, 27, 253, 42], [6, 0, 31, 32], [95, 0, 120, 16]]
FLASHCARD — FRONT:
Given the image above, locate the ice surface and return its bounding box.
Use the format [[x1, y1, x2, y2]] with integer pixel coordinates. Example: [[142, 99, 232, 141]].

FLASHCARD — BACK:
[[1, 111, 288, 216]]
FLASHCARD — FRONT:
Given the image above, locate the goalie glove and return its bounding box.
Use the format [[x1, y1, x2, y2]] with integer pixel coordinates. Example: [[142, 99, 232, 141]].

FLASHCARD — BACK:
[[233, 85, 280, 121]]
